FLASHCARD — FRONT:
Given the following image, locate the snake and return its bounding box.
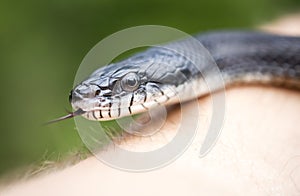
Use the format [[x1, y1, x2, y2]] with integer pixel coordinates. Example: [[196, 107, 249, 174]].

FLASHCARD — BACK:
[[50, 31, 300, 123]]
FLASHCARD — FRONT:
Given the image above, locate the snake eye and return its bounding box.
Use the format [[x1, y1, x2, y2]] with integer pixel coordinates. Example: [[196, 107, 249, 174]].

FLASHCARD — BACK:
[[121, 72, 140, 92]]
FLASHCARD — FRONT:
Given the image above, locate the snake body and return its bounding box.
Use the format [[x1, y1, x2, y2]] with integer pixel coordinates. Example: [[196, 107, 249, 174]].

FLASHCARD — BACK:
[[69, 31, 300, 121]]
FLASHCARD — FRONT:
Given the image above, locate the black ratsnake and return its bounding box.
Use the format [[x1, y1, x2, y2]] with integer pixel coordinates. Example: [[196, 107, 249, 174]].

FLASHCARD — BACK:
[[52, 31, 300, 122]]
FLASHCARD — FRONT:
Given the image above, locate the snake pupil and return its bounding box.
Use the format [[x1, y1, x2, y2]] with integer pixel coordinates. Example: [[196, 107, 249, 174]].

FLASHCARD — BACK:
[[127, 78, 137, 87]]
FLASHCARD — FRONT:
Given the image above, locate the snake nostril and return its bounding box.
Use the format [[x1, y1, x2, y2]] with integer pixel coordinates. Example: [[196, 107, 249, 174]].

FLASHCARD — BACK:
[[95, 90, 100, 96]]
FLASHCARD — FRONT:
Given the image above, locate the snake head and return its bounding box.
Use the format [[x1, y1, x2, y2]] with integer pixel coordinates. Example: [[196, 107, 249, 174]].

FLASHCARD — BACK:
[[48, 47, 198, 123], [69, 53, 180, 121]]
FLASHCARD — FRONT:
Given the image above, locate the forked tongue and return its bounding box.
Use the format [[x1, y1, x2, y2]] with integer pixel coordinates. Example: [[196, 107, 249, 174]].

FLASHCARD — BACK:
[[45, 109, 85, 125]]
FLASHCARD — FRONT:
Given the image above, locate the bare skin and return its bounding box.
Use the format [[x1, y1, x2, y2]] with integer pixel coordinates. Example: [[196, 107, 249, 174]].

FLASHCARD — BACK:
[[2, 14, 300, 196]]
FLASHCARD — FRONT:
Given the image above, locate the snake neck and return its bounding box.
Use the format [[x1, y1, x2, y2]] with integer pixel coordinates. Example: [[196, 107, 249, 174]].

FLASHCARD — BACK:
[[196, 31, 300, 89]]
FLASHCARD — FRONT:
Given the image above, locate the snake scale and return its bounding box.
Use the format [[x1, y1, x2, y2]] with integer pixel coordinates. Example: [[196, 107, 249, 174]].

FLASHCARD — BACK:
[[54, 31, 300, 122]]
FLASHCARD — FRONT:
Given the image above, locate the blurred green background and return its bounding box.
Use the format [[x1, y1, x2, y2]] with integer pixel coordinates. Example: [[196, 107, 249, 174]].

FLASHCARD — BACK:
[[0, 0, 299, 177]]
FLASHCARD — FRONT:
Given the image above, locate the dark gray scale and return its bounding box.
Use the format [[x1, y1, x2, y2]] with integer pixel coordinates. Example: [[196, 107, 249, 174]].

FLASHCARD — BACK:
[[135, 47, 203, 87], [195, 31, 300, 87]]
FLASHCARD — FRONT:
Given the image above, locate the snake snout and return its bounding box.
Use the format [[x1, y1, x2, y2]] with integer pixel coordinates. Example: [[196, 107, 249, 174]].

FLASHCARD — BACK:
[[69, 84, 101, 103], [69, 90, 73, 103], [69, 89, 83, 103]]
